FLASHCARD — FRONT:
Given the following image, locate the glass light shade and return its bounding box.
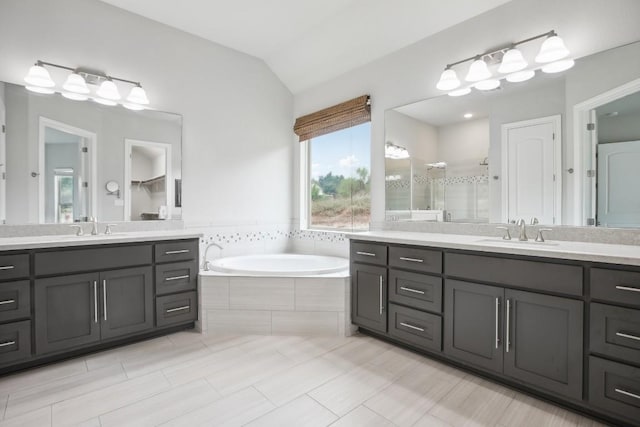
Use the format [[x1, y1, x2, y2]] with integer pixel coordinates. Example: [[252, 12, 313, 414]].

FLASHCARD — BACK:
[[25, 85, 55, 94], [506, 69, 536, 83], [465, 59, 491, 82], [474, 79, 500, 90], [448, 87, 471, 97], [24, 65, 55, 88], [96, 80, 121, 100], [62, 73, 90, 94], [126, 86, 149, 105], [62, 91, 88, 101], [123, 102, 145, 111], [535, 35, 570, 63], [93, 97, 117, 106], [541, 58, 575, 73], [498, 48, 528, 73]]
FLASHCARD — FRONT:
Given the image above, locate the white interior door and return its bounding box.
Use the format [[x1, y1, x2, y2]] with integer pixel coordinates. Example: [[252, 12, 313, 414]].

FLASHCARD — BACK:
[[597, 140, 640, 227], [0, 98, 5, 224], [502, 116, 561, 225]]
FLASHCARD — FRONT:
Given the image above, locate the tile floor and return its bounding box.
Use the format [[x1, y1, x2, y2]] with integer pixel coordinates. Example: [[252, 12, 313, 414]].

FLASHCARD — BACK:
[[0, 332, 605, 427]]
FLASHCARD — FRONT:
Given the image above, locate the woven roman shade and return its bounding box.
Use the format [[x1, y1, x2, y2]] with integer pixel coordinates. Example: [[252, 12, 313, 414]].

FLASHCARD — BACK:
[[293, 95, 370, 141]]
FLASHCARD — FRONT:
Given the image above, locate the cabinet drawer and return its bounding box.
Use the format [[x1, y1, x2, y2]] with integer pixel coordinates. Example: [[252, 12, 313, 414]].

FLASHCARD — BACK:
[[155, 240, 198, 264], [155, 260, 198, 295], [0, 320, 31, 366], [589, 356, 640, 423], [591, 303, 640, 364], [591, 268, 640, 308], [388, 303, 441, 352], [0, 254, 29, 281], [35, 245, 152, 276], [445, 253, 583, 296], [389, 246, 442, 274], [389, 269, 442, 313], [0, 281, 30, 323], [351, 241, 387, 265], [156, 291, 197, 327]]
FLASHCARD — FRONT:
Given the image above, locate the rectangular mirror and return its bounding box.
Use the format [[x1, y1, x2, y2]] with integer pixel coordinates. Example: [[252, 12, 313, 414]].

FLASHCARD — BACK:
[[0, 82, 182, 224], [385, 40, 640, 227]]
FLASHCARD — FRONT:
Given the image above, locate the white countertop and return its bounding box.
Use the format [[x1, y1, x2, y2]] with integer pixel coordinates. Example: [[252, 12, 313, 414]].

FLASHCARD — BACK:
[[0, 230, 202, 251], [347, 231, 640, 266]]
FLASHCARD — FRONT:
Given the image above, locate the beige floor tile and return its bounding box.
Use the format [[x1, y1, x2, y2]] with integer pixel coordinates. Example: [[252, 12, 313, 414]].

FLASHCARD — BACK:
[[365, 362, 464, 427], [162, 345, 244, 386], [329, 406, 394, 427], [99, 379, 221, 427], [5, 364, 127, 419], [254, 357, 345, 406], [159, 387, 275, 427], [497, 394, 606, 427], [236, 334, 308, 357], [0, 406, 51, 427], [368, 344, 423, 378], [321, 336, 391, 371], [246, 394, 338, 427], [51, 371, 170, 426], [165, 330, 208, 346], [412, 413, 453, 427], [276, 336, 351, 363], [0, 359, 87, 396], [75, 418, 101, 427], [426, 375, 516, 426], [0, 395, 7, 420], [309, 363, 396, 416], [84, 336, 174, 371], [121, 341, 210, 378], [200, 333, 261, 352]]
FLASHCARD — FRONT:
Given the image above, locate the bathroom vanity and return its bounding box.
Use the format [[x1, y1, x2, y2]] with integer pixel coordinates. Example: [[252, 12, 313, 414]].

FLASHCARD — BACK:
[[0, 231, 200, 374], [349, 232, 640, 426]]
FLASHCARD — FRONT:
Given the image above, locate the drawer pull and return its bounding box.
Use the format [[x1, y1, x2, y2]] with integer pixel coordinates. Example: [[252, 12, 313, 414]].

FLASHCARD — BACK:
[[0, 299, 16, 306], [356, 251, 376, 257], [165, 274, 190, 282], [0, 265, 15, 271], [166, 305, 190, 313], [615, 285, 640, 293], [165, 249, 190, 255], [103, 280, 108, 321], [399, 257, 424, 263], [400, 286, 425, 295], [400, 322, 424, 332], [0, 341, 16, 348], [616, 332, 640, 342], [615, 388, 640, 401]]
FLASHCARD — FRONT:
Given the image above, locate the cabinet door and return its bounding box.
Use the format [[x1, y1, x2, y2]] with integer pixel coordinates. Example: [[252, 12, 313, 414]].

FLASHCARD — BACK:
[[100, 266, 154, 340], [444, 279, 503, 373], [35, 273, 101, 355], [504, 289, 583, 400], [351, 263, 387, 333]]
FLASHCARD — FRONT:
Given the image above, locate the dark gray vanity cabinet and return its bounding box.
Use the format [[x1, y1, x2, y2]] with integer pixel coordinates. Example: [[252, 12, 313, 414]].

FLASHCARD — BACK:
[[0, 252, 32, 367], [351, 263, 387, 333]]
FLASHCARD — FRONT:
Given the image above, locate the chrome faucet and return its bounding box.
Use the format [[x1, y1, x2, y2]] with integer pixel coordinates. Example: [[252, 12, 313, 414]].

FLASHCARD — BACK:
[[201, 242, 223, 271], [517, 218, 528, 241], [90, 217, 99, 235]]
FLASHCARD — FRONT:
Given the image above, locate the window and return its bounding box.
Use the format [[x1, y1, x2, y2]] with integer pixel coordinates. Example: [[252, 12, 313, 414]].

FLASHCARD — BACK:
[[295, 95, 372, 231]]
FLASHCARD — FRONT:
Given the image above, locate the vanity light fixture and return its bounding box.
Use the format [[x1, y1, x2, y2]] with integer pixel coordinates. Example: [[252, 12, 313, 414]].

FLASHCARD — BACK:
[[385, 142, 410, 159], [23, 60, 150, 110], [436, 30, 573, 96]]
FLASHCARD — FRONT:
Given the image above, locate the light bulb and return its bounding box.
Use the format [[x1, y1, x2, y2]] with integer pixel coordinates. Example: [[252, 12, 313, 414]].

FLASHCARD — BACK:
[[465, 59, 491, 82], [541, 59, 575, 73], [506, 70, 536, 83], [63, 73, 90, 94], [62, 92, 88, 101], [123, 102, 145, 111], [93, 97, 117, 106], [498, 48, 528, 73], [535, 35, 570, 63], [96, 80, 121, 100], [126, 85, 149, 105], [474, 79, 500, 91], [24, 64, 55, 88], [26, 85, 55, 94], [436, 69, 461, 91]]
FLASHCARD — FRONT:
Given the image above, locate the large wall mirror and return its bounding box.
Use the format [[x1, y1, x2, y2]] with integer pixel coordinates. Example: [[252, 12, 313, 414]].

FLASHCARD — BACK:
[[385, 40, 640, 227], [0, 82, 182, 225]]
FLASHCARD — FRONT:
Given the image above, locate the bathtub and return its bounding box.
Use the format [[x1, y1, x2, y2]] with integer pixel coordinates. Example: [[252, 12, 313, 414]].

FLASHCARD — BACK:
[[198, 253, 353, 337]]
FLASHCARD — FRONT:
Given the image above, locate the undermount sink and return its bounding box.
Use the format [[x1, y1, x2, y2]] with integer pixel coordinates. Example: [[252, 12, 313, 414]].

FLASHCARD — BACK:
[[475, 238, 560, 247]]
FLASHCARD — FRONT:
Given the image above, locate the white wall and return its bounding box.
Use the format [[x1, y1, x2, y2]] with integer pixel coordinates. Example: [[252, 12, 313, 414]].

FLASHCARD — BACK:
[[293, 0, 640, 229], [0, 0, 293, 228], [437, 118, 489, 177], [385, 110, 438, 161]]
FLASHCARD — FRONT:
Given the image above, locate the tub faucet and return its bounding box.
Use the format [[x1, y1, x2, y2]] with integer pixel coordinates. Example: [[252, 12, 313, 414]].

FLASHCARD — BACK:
[[202, 242, 223, 271], [517, 218, 528, 241]]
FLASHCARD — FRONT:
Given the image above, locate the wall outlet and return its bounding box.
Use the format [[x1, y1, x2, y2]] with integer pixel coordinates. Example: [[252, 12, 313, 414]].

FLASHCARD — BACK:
[[114, 199, 124, 206]]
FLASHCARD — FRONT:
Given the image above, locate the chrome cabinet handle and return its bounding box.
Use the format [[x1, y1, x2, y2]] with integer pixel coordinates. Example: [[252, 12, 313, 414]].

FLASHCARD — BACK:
[[0, 299, 15, 306], [400, 322, 424, 332], [616, 332, 640, 342], [495, 297, 500, 349], [379, 276, 384, 315], [0, 265, 15, 271], [356, 251, 376, 257], [0, 341, 16, 348], [103, 279, 107, 321], [400, 286, 425, 295], [165, 274, 190, 281], [93, 281, 98, 323], [399, 257, 423, 263], [616, 285, 640, 293], [165, 249, 189, 255], [615, 388, 640, 400], [506, 299, 511, 353], [166, 305, 190, 313]]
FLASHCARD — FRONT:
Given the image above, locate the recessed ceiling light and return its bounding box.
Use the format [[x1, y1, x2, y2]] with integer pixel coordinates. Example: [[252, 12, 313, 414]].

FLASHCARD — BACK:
[[464, 113, 473, 119]]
